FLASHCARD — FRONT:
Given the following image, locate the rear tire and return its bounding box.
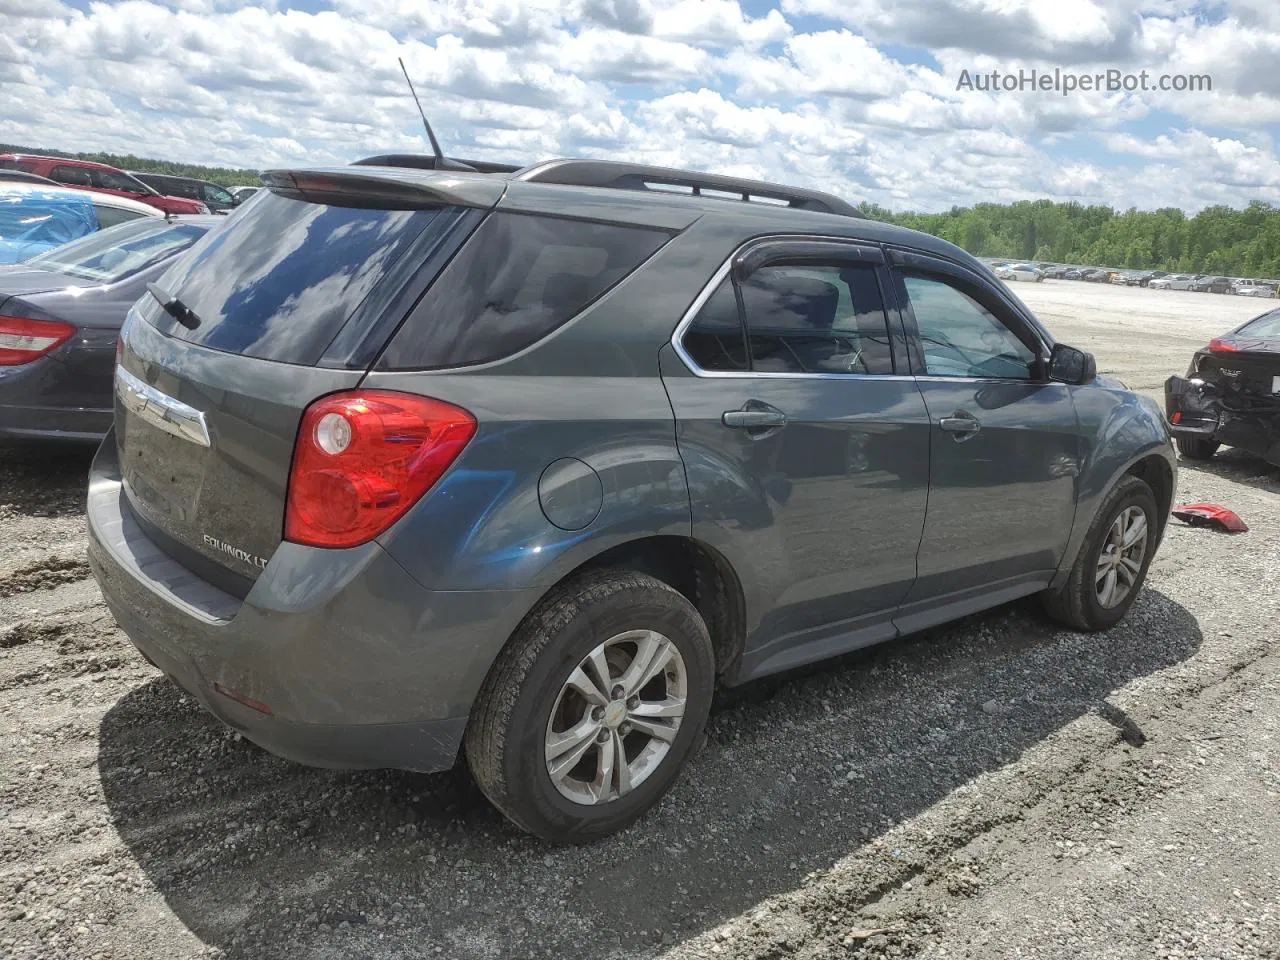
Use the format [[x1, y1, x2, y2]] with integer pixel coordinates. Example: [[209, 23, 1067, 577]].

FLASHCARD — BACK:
[[465, 569, 715, 843], [1176, 436, 1219, 461], [1041, 475, 1157, 632]]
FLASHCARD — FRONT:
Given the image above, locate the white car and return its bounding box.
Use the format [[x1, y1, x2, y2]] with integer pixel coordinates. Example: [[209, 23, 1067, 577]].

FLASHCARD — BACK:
[[1149, 274, 1196, 291], [1233, 278, 1277, 298], [994, 263, 1043, 282], [0, 180, 162, 229], [0, 182, 163, 262]]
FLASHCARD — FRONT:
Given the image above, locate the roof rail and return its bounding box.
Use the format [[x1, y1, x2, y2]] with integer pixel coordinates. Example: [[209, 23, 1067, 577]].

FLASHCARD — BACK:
[[352, 153, 523, 175], [512, 159, 863, 218]]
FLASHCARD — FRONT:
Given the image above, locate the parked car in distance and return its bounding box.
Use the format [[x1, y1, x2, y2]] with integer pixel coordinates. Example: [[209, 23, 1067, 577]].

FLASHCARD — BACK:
[[1165, 307, 1280, 466], [229, 185, 260, 202], [131, 172, 241, 214], [0, 154, 209, 216], [0, 216, 215, 440], [89, 159, 1176, 843], [1150, 274, 1195, 290], [995, 263, 1043, 282], [1192, 276, 1234, 294], [1233, 279, 1277, 298], [0, 183, 161, 263], [1086, 269, 1114, 283], [1062, 267, 1085, 280], [0, 168, 59, 187]]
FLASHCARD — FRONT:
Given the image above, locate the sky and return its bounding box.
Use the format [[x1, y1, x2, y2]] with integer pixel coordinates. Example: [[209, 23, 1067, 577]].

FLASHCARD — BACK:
[[3, 0, 1280, 212]]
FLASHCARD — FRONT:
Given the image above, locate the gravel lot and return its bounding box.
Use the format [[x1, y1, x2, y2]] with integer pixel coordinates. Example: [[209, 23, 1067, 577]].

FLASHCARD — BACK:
[[1, 280, 1277, 960]]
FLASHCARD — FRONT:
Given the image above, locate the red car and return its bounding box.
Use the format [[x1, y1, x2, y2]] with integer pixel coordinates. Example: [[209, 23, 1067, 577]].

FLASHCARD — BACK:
[[0, 154, 209, 216]]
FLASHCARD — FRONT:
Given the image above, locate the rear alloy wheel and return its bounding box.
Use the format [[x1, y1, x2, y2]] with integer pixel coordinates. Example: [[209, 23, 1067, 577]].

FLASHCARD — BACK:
[[1176, 435, 1219, 461], [466, 570, 714, 843], [544, 630, 688, 806], [1042, 475, 1157, 632]]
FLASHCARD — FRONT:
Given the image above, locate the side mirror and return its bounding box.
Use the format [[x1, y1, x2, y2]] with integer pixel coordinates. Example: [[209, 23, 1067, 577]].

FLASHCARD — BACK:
[[1048, 343, 1096, 385]]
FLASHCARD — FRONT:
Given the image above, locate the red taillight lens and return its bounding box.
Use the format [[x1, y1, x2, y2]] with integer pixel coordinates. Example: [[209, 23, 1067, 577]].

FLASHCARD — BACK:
[[1207, 337, 1238, 353], [284, 390, 476, 548], [0, 316, 76, 366]]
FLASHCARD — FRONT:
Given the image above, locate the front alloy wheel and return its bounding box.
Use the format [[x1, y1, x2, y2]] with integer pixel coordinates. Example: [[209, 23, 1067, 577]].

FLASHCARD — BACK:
[[1095, 505, 1148, 609], [1041, 474, 1158, 632]]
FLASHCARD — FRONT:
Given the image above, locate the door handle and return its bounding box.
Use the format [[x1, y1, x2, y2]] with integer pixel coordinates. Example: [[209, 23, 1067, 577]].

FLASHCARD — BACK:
[[722, 402, 787, 431], [723, 410, 787, 428], [939, 412, 981, 437]]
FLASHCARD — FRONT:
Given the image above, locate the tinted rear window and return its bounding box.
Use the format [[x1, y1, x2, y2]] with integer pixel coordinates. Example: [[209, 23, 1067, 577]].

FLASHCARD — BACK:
[[27, 218, 207, 283], [144, 191, 445, 365], [1240, 309, 1280, 339], [379, 212, 669, 370]]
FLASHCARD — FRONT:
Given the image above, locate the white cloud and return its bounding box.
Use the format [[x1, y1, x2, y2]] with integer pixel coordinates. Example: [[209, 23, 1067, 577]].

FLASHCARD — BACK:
[[1, 0, 1280, 212]]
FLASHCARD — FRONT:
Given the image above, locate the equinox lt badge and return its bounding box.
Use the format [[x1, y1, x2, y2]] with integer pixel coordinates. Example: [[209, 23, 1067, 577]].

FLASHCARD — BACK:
[[203, 535, 268, 570]]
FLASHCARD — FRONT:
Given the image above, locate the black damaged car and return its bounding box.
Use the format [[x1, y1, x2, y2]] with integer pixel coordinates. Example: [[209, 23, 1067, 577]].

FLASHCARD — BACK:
[[1166, 307, 1280, 466]]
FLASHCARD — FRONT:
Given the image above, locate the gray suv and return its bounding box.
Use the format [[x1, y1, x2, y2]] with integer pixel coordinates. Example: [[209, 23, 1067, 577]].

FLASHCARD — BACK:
[[88, 159, 1176, 842]]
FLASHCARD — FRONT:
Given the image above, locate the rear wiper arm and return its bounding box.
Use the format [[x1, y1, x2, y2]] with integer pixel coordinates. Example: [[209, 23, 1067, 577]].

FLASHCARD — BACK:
[[146, 282, 201, 330]]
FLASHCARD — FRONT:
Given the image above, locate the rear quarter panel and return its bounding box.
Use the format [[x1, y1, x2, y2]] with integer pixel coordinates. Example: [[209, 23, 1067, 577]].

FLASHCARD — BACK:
[[363, 371, 690, 591]]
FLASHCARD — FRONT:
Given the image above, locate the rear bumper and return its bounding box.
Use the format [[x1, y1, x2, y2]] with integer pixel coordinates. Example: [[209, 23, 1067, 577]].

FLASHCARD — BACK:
[[1165, 375, 1280, 466], [87, 434, 540, 772], [0, 353, 111, 442]]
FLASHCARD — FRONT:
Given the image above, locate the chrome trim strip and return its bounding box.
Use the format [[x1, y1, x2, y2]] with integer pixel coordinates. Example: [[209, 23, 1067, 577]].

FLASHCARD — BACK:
[[115, 365, 211, 448]]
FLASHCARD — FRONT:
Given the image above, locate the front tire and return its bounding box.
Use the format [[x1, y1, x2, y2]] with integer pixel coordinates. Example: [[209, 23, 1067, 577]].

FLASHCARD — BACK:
[[1042, 475, 1157, 632], [465, 569, 715, 843], [1176, 436, 1219, 461]]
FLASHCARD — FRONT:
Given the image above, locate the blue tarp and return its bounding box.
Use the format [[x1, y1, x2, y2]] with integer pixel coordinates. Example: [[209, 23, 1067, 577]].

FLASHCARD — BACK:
[[0, 188, 98, 264]]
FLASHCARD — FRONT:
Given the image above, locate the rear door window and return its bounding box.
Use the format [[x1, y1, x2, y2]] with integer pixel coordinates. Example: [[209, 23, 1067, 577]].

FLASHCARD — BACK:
[[142, 190, 448, 365], [378, 212, 670, 369], [741, 263, 894, 375], [94, 169, 146, 193], [51, 165, 94, 187], [682, 279, 748, 372]]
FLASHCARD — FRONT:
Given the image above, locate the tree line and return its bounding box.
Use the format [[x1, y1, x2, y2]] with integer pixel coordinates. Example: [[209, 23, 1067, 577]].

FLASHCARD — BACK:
[[859, 198, 1280, 279], [2, 142, 259, 189]]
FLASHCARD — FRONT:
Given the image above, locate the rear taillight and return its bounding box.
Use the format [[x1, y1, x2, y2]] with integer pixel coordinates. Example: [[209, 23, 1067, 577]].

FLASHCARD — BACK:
[[284, 390, 476, 548], [1207, 337, 1238, 353], [0, 316, 76, 366]]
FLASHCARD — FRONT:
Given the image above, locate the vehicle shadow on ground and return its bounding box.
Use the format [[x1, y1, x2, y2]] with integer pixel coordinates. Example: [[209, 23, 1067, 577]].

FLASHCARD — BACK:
[[1177, 450, 1280, 495], [0, 440, 94, 518], [99, 588, 1201, 960]]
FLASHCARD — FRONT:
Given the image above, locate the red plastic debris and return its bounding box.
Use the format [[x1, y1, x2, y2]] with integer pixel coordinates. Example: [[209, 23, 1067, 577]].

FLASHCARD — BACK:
[[1171, 502, 1249, 534]]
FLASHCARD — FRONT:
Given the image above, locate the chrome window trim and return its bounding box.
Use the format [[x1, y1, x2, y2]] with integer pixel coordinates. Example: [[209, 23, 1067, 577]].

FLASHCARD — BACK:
[[668, 234, 906, 381], [115, 365, 211, 447]]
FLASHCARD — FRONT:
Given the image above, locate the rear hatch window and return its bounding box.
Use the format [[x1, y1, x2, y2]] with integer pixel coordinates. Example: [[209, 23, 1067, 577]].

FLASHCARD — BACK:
[[25, 218, 208, 283], [141, 191, 445, 365]]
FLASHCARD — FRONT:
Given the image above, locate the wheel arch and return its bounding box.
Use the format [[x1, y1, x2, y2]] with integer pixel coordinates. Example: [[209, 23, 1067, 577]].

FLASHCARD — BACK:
[[498, 534, 748, 682]]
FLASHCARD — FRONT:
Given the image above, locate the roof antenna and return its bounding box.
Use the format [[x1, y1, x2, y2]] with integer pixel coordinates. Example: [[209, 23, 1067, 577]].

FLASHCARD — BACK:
[[401, 56, 448, 165], [397, 57, 474, 172]]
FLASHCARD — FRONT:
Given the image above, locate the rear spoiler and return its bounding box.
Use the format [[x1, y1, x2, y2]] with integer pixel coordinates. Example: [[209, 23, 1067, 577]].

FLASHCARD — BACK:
[[352, 153, 522, 175], [260, 167, 505, 210]]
